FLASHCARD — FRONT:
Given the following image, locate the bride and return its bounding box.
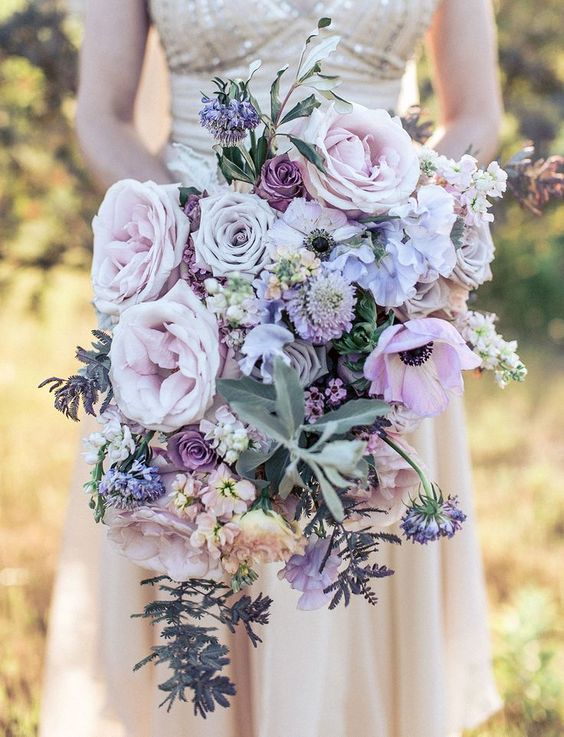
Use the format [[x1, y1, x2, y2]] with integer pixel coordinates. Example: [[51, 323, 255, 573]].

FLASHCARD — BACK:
[[40, 1, 503, 736]]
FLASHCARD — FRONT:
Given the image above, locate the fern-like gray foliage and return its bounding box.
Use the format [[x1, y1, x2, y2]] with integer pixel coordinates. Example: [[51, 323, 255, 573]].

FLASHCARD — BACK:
[[39, 329, 113, 420], [301, 491, 400, 609], [133, 577, 272, 717]]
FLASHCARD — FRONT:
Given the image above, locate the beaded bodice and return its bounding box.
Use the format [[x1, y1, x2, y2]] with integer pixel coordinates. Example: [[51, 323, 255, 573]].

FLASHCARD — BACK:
[[148, 0, 440, 173]]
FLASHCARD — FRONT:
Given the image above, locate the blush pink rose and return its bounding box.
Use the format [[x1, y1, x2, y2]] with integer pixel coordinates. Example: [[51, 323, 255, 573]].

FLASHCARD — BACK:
[[289, 103, 420, 215], [92, 179, 190, 317], [109, 280, 220, 432], [105, 498, 222, 582]]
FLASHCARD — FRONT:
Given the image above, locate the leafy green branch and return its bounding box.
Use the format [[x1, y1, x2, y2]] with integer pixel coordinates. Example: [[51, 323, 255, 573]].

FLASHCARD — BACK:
[[218, 358, 389, 522]]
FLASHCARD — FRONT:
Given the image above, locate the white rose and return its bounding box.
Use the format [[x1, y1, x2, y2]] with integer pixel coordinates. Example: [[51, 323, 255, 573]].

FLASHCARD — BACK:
[[194, 190, 275, 278]]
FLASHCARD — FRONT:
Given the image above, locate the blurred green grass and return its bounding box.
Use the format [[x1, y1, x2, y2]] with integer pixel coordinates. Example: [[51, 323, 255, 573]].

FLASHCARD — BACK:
[[0, 271, 563, 736]]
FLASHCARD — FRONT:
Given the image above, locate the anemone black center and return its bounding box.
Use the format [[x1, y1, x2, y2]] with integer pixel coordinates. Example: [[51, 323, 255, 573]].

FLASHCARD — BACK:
[[305, 228, 335, 256], [399, 342, 434, 367]]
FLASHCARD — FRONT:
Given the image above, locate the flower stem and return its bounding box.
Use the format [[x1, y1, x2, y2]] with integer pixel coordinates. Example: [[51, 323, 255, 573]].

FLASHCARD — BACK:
[[379, 432, 434, 497]]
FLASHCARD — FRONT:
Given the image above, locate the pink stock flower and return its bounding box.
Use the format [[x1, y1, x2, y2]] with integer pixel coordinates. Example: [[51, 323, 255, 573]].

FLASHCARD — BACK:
[[200, 464, 256, 519], [190, 511, 240, 559], [363, 318, 481, 417]]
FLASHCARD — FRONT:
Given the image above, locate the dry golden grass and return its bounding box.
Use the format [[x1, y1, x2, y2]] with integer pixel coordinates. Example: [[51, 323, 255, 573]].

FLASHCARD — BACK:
[[0, 271, 562, 736]]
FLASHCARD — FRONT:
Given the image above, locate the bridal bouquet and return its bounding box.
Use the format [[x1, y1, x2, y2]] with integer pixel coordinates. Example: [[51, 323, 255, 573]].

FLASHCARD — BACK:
[[42, 19, 528, 716]]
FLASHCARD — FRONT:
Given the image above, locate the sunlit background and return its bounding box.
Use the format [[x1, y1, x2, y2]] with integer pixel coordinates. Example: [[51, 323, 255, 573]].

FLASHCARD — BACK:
[[0, 1, 562, 735]]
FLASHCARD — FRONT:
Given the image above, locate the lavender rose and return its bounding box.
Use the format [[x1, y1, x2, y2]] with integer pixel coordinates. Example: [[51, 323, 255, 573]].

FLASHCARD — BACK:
[[109, 280, 220, 432], [289, 103, 420, 215], [92, 179, 190, 317], [193, 190, 275, 278], [450, 222, 495, 289], [167, 428, 217, 472], [255, 154, 306, 212]]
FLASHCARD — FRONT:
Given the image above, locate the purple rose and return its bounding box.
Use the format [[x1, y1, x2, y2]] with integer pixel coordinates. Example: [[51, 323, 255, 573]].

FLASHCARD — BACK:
[[255, 154, 306, 212], [167, 428, 217, 472]]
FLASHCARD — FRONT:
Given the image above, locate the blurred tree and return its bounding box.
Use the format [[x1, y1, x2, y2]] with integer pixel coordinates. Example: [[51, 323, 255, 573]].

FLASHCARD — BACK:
[[0, 0, 97, 291]]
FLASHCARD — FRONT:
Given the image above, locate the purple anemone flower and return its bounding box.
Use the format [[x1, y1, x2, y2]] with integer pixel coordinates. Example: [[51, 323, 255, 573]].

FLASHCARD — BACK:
[[363, 317, 481, 417]]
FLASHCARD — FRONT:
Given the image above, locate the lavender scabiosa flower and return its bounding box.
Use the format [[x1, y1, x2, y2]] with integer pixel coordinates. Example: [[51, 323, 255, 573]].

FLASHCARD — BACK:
[[287, 271, 356, 344], [99, 460, 165, 510], [199, 96, 260, 145], [400, 486, 467, 544]]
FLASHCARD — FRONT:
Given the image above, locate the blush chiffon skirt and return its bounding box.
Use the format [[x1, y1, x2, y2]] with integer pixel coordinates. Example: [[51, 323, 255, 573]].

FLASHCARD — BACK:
[[39, 394, 501, 737]]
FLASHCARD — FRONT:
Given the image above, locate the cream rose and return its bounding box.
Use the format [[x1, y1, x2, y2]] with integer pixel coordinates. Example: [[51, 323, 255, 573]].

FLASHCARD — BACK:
[[193, 190, 275, 278], [92, 179, 189, 317], [223, 509, 305, 574], [289, 103, 420, 215], [109, 280, 220, 432]]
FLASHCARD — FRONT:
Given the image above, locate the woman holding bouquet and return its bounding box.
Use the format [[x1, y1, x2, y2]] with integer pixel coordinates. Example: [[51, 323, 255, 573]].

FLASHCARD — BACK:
[[41, 1, 504, 736]]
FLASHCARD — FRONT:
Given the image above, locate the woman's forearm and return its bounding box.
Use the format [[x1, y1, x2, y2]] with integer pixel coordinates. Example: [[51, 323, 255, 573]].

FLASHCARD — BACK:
[[425, 117, 501, 167], [76, 113, 172, 190]]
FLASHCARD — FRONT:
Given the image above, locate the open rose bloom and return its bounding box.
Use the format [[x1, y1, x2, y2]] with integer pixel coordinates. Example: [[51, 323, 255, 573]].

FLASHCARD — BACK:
[[43, 25, 527, 715]]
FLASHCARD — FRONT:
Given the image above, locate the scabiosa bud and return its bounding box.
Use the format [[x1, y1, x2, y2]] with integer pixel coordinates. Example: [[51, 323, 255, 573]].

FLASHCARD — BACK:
[[400, 486, 466, 544], [99, 461, 165, 510], [199, 96, 260, 146]]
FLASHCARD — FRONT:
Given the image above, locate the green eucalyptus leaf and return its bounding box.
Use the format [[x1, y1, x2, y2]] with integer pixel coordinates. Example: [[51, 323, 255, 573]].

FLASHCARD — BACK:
[[217, 155, 255, 185], [273, 357, 305, 434], [306, 73, 341, 91], [178, 186, 201, 207], [227, 401, 289, 444], [279, 94, 321, 125], [236, 446, 278, 479], [310, 463, 344, 521], [288, 136, 327, 173], [304, 399, 390, 435], [247, 58, 262, 81], [236, 144, 257, 178], [217, 377, 276, 412], [278, 460, 304, 499], [318, 17, 332, 28], [253, 134, 269, 173], [299, 35, 341, 81], [265, 446, 290, 490], [309, 439, 367, 476], [451, 216, 465, 249], [270, 64, 289, 121], [318, 88, 353, 113]]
